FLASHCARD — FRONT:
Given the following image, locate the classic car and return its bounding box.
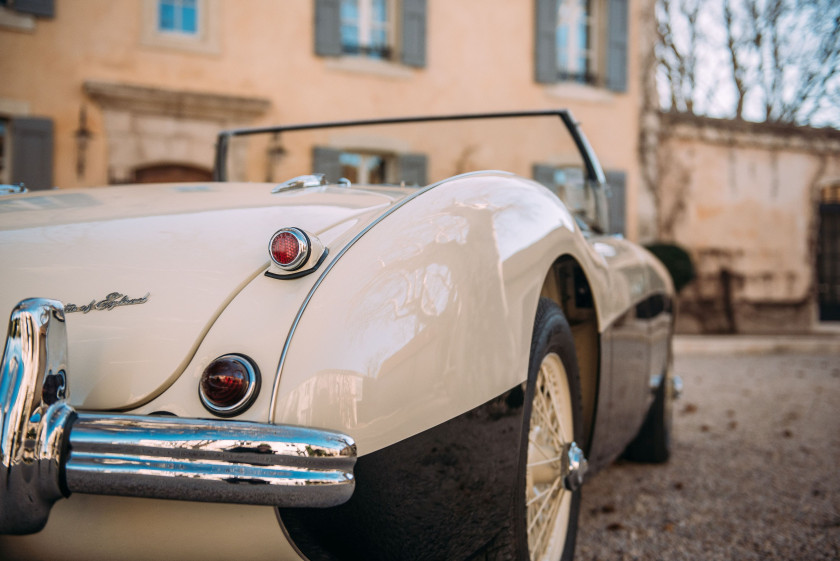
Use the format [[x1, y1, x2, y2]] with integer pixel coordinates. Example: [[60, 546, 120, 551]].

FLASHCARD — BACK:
[[0, 110, 676, 560]]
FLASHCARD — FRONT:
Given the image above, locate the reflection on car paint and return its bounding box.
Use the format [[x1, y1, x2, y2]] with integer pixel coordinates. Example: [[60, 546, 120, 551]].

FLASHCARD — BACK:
[[280, 384, 527, 561]]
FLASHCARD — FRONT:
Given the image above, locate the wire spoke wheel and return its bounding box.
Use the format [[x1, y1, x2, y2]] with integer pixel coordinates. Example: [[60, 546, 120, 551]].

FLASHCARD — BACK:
[[473, 298, 582, 561], [526, 352, 574, 560]]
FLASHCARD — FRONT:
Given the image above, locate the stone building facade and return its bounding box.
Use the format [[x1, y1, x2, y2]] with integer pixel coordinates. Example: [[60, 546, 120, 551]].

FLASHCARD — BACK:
[[0, 0, 644, 238]]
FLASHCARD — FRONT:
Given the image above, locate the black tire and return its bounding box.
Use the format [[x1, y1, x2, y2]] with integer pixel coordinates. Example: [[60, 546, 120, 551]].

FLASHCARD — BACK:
[[623, 369, 673, 463], [514, 298, 584, 561]]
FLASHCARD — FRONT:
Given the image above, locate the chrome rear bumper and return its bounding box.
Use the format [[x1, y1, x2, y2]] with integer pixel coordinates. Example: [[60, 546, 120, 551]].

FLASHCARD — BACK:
[[0, 299, 356, 535]]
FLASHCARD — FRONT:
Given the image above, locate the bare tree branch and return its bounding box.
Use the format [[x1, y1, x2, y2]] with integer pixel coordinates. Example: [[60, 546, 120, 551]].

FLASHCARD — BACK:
[[657, 0, 840, 127]]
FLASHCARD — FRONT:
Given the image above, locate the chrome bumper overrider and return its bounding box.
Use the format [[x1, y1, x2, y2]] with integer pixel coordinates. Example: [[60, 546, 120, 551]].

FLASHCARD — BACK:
[[0, 299, 356, 535]]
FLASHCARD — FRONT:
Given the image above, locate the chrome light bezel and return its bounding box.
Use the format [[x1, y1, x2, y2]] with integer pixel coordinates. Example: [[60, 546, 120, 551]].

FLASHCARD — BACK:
[[268, 227, 311, 271], [198, 354, 261, 417]]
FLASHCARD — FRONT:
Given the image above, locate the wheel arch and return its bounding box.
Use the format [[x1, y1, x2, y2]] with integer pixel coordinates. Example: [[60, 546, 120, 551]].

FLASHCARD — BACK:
[[538, 254, 600, 455]]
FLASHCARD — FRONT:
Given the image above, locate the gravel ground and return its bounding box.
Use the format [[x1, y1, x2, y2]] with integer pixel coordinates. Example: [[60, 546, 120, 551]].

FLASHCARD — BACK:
[[576, 353, 840, 561]]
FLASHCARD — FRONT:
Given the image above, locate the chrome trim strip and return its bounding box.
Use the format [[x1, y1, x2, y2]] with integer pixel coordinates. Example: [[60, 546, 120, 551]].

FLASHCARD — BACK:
[[268, 170, 515, 422], [0, 299, 356, 536]]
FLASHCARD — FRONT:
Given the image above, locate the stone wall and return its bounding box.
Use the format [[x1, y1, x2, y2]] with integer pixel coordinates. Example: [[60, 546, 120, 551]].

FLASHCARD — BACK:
[[648, 115, 840, 333]]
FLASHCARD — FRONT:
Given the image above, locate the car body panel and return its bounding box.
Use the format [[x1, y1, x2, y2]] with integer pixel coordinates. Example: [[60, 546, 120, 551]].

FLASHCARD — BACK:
[[588, 236, 675, 467], [279, 383, 529, 561], [273, 172, 656, 457], [0, 496, 298, 561], [0, 183, 403, 411]]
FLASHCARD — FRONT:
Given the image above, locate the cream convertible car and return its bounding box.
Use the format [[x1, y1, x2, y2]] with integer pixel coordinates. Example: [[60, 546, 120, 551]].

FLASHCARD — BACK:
[[0, 111, 675, 560]]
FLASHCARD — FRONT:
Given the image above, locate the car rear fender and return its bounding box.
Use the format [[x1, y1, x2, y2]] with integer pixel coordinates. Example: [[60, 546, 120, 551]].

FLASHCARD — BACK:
[[273, 171, 598, 456]]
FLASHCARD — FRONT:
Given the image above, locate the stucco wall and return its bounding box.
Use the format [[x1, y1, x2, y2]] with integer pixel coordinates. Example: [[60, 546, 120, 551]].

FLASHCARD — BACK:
[[0, 0, 647, 239], [653, 116, 840, 333]]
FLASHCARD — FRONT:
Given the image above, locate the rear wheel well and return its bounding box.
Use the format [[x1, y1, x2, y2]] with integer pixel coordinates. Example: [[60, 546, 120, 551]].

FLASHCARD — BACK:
[[539, 256, 599, 454]]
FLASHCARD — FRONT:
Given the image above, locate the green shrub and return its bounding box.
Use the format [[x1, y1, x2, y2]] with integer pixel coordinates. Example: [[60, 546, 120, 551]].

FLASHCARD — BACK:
[[644, 242, 695, 293]]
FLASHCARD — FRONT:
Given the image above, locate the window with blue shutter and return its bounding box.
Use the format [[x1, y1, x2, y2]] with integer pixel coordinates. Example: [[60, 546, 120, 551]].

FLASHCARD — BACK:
[[313, 148, 426, 186], [535, 0, 627, 89], [534, 162, 604, 228], [338, 151, 387, 183], [315, 0, 426, 67]]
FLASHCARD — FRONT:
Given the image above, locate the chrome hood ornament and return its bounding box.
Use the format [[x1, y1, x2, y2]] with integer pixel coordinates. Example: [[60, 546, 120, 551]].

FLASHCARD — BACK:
[[65, 292, 150, 314]]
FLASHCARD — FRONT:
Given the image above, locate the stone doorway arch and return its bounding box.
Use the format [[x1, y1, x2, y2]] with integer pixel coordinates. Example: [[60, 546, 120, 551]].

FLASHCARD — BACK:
[[84, 81, 269, 185]]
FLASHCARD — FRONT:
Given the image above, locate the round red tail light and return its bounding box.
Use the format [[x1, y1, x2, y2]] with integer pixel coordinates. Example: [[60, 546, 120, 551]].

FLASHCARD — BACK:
[[199, 354, 260, 417], [269, 228, 310, 271]]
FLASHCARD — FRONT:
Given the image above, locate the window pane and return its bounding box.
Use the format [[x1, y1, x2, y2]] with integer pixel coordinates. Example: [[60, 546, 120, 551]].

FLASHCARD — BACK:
[[370, 28, 387, 57], [365, 154, 386, 184], [556, 0, 591, 81], [341, 0, 360, 53], [341, 24, 360, 52], [554, 167, 590, 217], [339, 152, 362, 183], [556, 25, 568, 70], [158, 0, 198, 34], [182, 4, 197, 33], [159, 2, 176, 31], [340, 0, 392, 59], [341, 0, 359, 21], [372, 0, 387, 23]]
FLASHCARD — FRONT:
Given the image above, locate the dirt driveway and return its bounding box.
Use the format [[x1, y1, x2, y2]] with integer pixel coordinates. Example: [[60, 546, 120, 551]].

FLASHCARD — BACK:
[[576, 352, 840, 560]]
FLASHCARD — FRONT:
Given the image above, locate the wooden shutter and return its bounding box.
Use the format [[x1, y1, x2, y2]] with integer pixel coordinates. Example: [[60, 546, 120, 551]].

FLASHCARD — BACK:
[[312, 146, 342, 183], [11, 0, 54, 18], [606, 0, 628, 92], [534, 0, 558, 83], [314, 0, 342, 56], [532, 163, 556, 190], [605, 170, 626, 235], [11, 117, 53, 191], [401, 0, 427, 67], [398, 153, 427, 186]]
